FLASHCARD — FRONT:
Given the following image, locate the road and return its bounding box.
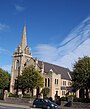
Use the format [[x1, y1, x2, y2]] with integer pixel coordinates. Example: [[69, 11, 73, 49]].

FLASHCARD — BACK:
[[0, 102, 89, 109], [0, 102, 30, 109], [0, 105, 89, 109], [0, 105, 29, 109]]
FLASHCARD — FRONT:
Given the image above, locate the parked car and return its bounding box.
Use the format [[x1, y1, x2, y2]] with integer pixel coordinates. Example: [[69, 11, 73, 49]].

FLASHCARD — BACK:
[[33, 98, 58, 109]]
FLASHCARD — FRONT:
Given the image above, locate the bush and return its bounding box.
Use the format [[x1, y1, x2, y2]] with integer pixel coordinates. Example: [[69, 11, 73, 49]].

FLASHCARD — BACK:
[[73, 97, 79, 102], [22, 94, 30, 98], [76, 98, 90, 103], [61, 97, 67, 101], [9, 93, 18, 98], [67, 95, 90, 103], [23, 94, 36, 99], [59, 95, 90, 103], [0, 89, 4, 100], [41, 87, 50, 98], [0, 93, 3, 100]]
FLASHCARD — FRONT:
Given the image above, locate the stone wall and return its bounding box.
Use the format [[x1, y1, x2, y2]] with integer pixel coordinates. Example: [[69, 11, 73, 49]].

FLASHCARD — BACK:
[[4, 97, 34, 106], [4, 97, 90, 108]]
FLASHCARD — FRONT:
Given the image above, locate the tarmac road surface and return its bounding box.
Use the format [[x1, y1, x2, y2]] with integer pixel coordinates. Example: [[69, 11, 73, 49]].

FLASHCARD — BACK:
[[0, 102, 30, 109], [0, 105, 29, 109], [0, 101, 90, 109]]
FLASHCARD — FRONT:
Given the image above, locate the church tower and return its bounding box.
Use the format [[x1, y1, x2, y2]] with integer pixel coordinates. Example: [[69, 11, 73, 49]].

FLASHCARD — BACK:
[[10, 25, 32, 93]]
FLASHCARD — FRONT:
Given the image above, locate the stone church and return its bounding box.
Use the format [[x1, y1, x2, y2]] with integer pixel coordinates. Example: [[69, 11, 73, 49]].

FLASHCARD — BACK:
[[10, 25, 72, 99]]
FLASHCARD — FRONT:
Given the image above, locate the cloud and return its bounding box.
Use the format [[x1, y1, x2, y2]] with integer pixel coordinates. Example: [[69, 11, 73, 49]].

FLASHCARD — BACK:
[[0, 65, 11, 73], [15, 4, 25, 12], [33, 16, 90, 70], [33, 44, 58, 61], [54, 39, 90, 69], [0, 23, 9, 31], [0, 48, 11, 55], [0, 48, 12, 73]]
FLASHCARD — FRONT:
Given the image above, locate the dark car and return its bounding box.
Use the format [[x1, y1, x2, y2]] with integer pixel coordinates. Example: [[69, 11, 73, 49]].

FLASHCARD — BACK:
[[33, 98, 58, 109]]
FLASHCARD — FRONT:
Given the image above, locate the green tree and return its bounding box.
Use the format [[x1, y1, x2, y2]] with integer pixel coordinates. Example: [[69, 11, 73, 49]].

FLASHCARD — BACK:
[[72, 56, 90, 99], [0, 68, 10, 89], [41, 87, 50, 98], [0, 68, 10, 99], [15, 65, 44, 96]]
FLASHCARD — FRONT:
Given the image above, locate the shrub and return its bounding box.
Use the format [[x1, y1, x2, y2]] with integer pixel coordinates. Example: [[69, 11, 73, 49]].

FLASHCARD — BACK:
[[23, 94, 30, 98], [0, 93, 3, 100], [61, 96, 67, 101], [77, 98, 90, 103], [23, 94, 36, 99], [41, 87, 50, 98], [9, 93, 18, 97]]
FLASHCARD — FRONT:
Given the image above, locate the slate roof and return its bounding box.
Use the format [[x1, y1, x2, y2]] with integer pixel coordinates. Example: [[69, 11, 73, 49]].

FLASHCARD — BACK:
[[38, 61, 72, 80]]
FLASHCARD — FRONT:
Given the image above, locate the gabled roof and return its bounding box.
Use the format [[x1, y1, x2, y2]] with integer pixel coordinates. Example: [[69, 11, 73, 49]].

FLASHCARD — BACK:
[[38, 61, 72, 80]]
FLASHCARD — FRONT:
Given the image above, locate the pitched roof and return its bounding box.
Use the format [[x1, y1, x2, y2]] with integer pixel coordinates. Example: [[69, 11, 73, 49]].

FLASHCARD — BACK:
[[38, 61, 72, 80]]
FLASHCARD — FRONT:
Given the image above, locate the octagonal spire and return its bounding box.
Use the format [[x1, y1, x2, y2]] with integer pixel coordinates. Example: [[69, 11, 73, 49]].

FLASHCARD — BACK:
[[20, 24, 27, 51]]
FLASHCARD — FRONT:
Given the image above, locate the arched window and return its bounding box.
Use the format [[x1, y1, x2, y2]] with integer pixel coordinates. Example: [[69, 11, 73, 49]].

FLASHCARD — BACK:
[[15, 60, 19, 70], [57, 79, 58, 84], [45, 78, 47, 87], [55, 79, 56, 84], [16, 60, 19, 70], [48, 78, 50, 87]]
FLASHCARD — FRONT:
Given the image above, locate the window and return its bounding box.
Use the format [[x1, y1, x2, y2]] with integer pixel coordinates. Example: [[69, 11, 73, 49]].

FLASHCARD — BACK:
[[48, 78, 50, 87], [57, 79, 58, 84], [45, 78, 47, 87], [63, 81, 66, 86], [62, 91, 65, 95], [68, 82, 71, 86], [40, 99, 44, 102], [15, 60, 20, 70], [55, 79, 56, 84], [55, 79, 58, 85]]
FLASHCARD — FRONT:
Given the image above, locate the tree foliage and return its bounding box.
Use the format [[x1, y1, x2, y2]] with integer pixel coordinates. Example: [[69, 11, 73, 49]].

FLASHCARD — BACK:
[[72, 56, 90, 98], [41, 87, 50, 98], [15, 65, 44, 93], [0, 68, 10, 89]]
